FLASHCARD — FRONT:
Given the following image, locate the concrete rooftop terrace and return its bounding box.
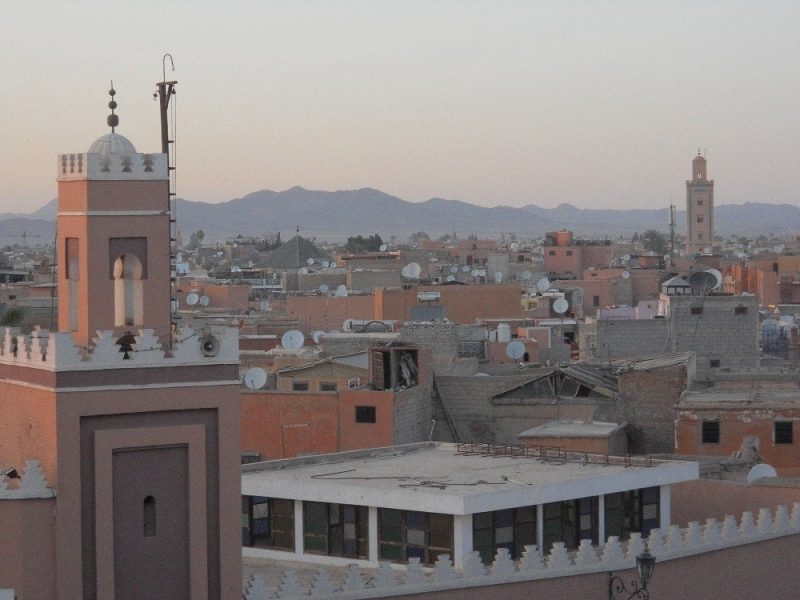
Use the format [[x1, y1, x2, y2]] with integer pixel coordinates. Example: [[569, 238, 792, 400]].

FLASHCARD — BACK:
[[241, 442, 698, 515]]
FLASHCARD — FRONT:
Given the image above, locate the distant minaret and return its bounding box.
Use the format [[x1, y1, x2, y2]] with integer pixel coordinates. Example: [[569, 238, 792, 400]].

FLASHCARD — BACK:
[[685, 150, 714, 254]]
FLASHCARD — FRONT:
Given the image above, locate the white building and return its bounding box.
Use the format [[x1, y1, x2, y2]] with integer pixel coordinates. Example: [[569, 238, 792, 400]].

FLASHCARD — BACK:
[[241, 442, 698, 569]]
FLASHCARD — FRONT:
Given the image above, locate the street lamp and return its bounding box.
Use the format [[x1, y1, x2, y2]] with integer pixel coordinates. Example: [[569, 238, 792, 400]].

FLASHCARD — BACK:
[[608, 551, 656, 600]]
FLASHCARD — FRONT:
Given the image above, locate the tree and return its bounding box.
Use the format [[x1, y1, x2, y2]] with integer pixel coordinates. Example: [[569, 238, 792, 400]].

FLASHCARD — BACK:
[[0, 306, 24, 327], [409, 231, 430, 246], [187, 230, 205, 250], [641, 230, 667, 255], [345, 234, 383, 253]]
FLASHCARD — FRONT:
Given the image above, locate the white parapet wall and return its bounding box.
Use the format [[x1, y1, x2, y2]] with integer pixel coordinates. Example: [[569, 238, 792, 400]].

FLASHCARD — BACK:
[[0, 326, 238, 371], [242, 502, 800, 599]]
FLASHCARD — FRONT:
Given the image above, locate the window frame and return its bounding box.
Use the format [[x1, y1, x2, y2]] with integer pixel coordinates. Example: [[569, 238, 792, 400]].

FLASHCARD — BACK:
[[355, 405, 377, 423], [378, 508, 453, 565], [701, 420, 720, 444], [242, 496, 295, 550], [775, 421, 793, 445]]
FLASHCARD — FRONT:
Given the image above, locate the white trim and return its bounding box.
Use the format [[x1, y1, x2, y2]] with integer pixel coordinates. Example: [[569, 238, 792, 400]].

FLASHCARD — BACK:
[[368, 506, 379, 562], [0, 358, 239, 374], [294, 500, 304, 558], [453, 514, 472, 569], [598, 494, 606, 544], [536, 504, 544, 551], [57, 211, 168, 217], [660, 484, 671, 528]]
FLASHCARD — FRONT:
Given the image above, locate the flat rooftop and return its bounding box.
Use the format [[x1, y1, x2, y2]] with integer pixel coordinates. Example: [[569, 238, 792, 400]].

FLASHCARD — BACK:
[[518, 420, 626, 438], [242, 442, 698, 515]]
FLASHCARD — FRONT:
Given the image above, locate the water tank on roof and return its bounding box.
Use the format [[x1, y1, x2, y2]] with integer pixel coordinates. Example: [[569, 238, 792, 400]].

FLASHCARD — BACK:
[[497, 323, 511, 343]]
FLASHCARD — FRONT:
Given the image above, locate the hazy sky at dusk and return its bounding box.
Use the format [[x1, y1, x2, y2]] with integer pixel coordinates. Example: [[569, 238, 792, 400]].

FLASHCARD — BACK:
[[2, 1, 799, 213]]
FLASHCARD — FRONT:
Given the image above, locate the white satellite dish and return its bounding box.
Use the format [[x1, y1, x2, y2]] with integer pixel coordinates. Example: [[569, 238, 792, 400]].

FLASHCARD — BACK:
[[622, 254, 631, 261], [281, 329, 305, 350], [319, 284, 329, 294], [494, 272, 504, 283], [402, 263, 422, 278], [747, 463, 778, 484], [322, 260, 330, 268], [330, 261, 337, 268], [621, 270, 631, 279], [335, 284, 349, 297], [311, 330, 326, 344], [446, 275, 455, 282], [536, 277, 551, 292], [506, 340, 526, 360], [706, 268, 723, 290], [553, 297, 569, 314], [379, 244, 387, 252], [462, 265, 470, 273], [299, 267, 308, 274], [521, 271, 532, 280], [510, 242, 520, 250], [244, 367, 268, 390], [450, 266, 458, 273], [186, 292, 200, 306], [260, 299, 271, 311], [199, 295, 210, 307], [471, 269, 479, 277], [307, 257, 315, 266]]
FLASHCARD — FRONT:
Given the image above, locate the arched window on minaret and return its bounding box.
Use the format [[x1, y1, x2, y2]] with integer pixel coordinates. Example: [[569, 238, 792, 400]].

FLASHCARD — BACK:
[[113, 254, 144, 327]]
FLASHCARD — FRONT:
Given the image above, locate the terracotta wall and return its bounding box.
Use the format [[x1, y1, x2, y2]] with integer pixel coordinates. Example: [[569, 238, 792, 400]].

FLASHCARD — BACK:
[[241, 389, 395, 459], [676, 408, 800, 469], [283, 294, 375, 332], [393, 534, 800, 600], [0, 498, 56, 600], [518, 432, 627, 455], [378, 285, 523, 324]]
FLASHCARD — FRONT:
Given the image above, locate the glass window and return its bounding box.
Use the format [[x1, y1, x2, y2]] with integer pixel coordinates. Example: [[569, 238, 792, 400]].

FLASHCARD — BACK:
[[378, 509, 453, 565], [242, 496, 295, 551], [472, 506, 537, 564], [292, 381, 309, 391], [356, 405, 377, 423], [320, 381, 337, 392], [303, 501, 368, 558], [775, 421, 793, 444], [604, 487, 660, 541], [543, 497, 597, 552], [702, 420, 720, 444]]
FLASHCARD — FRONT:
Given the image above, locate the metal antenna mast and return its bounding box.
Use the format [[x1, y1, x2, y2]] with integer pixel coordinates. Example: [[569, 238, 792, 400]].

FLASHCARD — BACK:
[[155, 54, 178, 345], [669, 203, 676, 269]]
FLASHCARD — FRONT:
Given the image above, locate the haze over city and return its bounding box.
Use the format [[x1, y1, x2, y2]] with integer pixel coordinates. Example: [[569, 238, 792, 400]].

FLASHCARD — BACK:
[[2, 1, 799, 214]]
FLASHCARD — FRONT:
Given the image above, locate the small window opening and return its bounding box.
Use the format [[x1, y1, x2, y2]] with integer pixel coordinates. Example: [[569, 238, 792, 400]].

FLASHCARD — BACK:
[[775, 421, 793, 445], [709, 359, 721, 368], [734, 306, 748, 315], [702, 420, 720, 444], [691, 306, 704, 315], [143, 495, 156, 537], [355, 405, 376, 423]]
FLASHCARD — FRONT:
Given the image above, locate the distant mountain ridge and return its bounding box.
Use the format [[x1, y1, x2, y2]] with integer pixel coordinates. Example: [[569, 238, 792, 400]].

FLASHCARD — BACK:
[[2, 188, 799, 244]]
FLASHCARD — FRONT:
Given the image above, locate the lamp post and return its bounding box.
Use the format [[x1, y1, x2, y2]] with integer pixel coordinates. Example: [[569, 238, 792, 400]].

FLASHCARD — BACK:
[[608, 551, 656, 600]]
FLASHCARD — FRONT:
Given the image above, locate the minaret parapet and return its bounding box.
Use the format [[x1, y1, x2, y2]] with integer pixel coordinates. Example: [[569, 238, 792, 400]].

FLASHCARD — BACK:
[[0, 326, 238, 371], [57, 151, 167, 181]]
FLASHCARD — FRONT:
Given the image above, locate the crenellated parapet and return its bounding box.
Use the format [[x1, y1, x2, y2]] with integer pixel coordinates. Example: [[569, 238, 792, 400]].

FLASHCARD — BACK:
[[0, 460, 55, 500], [0, 325, 238, 371], [57, 152, 168, 181], [242, 502, 800, 599]]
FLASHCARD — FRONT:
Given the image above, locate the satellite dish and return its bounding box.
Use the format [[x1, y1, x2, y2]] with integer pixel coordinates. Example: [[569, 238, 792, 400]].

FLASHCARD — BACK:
[[186, 292, 200, 306], [450, 266, 458, 273], [521, 271, 532, 280], [706, 268, 723, 290], [621, 270, 631, 279], [299, 267, 308, 274], [244, 367, 268, 390], [402, 263, 422, 278], [536, 277, 551, 292], [553, 297, 569, 314], [747, 463, 778, 484], [319, 284, 329, 294], [199, 295, 210, 307], [335, 284, 349, 297], [311, 330, 326, 344], [462, 265, 470, 273], [260, 299, 271, 311], [494, 272, 504, 283], [281, 330, 305, 350], [307, 257, 315, 266], [688, 271, 717, 291], [471, 269, 479, 277], [622, 255, 631, 261], [474, 372, 490, 377], [199, 334, 220, 357], [446, 275, 455, 282], [510, 242, 520, 250], [506, 340, 526, 360], [330, 261, 337, 268], [379, 244, 388, 251], [322, 260, 330, 268]]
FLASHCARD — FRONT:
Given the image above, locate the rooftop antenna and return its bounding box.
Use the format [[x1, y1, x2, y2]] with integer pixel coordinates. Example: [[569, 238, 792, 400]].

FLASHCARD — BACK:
[[669, 202, 676, 269], [155, 54, 178, 347]]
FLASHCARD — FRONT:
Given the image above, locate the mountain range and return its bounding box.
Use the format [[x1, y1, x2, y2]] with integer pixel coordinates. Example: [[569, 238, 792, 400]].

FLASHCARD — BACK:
[[2, 187, 799, 245]]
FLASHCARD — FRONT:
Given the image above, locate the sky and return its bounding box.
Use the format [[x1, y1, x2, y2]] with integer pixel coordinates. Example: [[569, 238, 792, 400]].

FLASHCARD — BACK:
[[1, 1, 799, 214]]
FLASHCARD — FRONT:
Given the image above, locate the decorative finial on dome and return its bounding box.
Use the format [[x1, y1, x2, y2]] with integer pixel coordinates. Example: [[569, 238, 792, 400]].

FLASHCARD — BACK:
[[107, 80, 119, 133]]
